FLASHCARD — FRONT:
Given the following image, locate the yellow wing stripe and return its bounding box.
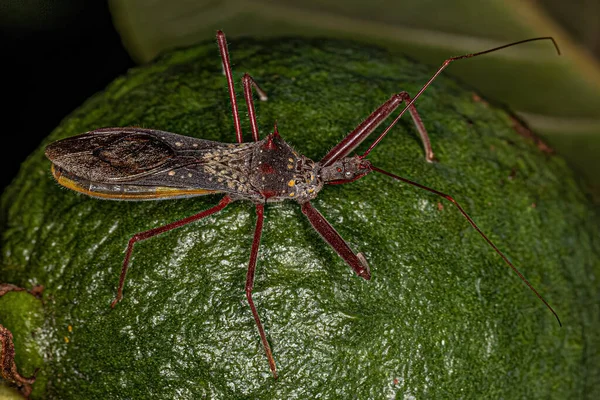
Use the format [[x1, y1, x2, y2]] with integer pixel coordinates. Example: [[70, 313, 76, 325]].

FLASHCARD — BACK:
[[51, 164, 220, 200]]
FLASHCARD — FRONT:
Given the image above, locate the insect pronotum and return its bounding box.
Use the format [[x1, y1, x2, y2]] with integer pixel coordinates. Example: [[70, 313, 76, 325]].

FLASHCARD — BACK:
[[45, 31, 562, 379]]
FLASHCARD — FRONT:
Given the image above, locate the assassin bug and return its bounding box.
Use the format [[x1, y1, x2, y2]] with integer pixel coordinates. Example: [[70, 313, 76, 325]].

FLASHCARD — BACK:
[[45, 31, 562, 379]]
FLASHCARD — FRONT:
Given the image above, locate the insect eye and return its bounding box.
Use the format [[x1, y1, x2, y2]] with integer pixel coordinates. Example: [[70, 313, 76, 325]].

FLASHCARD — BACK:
[[336, 167, 342, 173]]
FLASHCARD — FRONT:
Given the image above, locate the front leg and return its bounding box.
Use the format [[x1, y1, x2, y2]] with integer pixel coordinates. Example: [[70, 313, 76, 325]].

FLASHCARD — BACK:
[[370, 164, 562, 326], [301, 201, 371, 280], [320, 92, 435, 166]]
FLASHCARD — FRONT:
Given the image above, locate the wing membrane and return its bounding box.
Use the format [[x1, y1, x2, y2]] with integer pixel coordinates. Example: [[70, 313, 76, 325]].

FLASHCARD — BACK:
[[46, 127, 257, 200]]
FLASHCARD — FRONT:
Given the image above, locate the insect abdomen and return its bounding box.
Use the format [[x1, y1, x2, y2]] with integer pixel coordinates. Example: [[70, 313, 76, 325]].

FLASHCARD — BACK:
[[51, 165, 221, 200]]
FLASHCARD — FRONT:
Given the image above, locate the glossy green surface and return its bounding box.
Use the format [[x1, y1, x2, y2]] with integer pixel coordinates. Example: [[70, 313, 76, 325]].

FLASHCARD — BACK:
[[1, 38, 599, 398], [0, 291, 45, 398]]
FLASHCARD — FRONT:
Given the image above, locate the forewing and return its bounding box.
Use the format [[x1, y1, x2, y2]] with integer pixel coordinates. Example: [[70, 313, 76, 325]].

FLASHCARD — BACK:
[[46, 127, 258, 200], [46, 127, 221, 183]]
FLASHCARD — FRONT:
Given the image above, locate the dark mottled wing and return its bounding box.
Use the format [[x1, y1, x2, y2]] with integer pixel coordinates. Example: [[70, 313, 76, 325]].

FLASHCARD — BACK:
[[45, 127, 256, 200]]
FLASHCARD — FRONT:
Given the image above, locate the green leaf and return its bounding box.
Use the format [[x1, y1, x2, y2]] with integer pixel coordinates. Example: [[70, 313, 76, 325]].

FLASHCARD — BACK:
[[2, 37, 599, 398]]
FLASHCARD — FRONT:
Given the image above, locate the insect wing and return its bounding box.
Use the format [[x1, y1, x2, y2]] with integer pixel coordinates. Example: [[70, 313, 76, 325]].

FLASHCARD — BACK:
[[45, 127, 247, 200]]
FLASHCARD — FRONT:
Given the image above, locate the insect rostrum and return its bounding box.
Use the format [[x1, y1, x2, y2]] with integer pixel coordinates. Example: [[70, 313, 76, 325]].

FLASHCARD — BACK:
[[44, 31, 561, 379]]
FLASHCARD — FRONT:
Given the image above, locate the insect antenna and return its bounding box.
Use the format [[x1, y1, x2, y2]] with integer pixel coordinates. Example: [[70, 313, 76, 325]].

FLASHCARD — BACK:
[[370, 165, 562, 327], [361, 37, 560, 158]]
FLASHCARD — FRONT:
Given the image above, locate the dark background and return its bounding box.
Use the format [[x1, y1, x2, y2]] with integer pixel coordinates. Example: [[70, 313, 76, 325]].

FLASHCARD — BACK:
[[1, 1, 134, 192]]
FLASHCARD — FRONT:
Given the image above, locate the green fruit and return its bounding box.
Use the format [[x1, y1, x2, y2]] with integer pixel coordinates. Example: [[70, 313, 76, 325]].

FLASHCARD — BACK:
[[0, 289, 45, 398], [1, 37, 599, 399]]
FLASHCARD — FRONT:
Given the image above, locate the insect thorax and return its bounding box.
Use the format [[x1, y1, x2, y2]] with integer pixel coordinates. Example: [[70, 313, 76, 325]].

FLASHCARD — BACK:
[[248, 134, 323, 203]]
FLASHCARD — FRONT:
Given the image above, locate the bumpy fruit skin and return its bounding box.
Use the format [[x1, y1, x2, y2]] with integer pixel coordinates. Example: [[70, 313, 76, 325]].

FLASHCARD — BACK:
[[1, 38, 599, 399]]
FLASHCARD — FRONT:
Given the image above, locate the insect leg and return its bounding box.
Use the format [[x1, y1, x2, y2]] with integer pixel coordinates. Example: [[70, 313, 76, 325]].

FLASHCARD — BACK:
[[320, 91, 434, 166], [242, 73, 268, 142], [370, 165, 562, 326], [401, 92, 435, 162], [245, 204, 278, 378], [361, 37, 560, 158], [301, 201, 371, 280], [111, 195, 232, 308], [216, 30, 244, 143]]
